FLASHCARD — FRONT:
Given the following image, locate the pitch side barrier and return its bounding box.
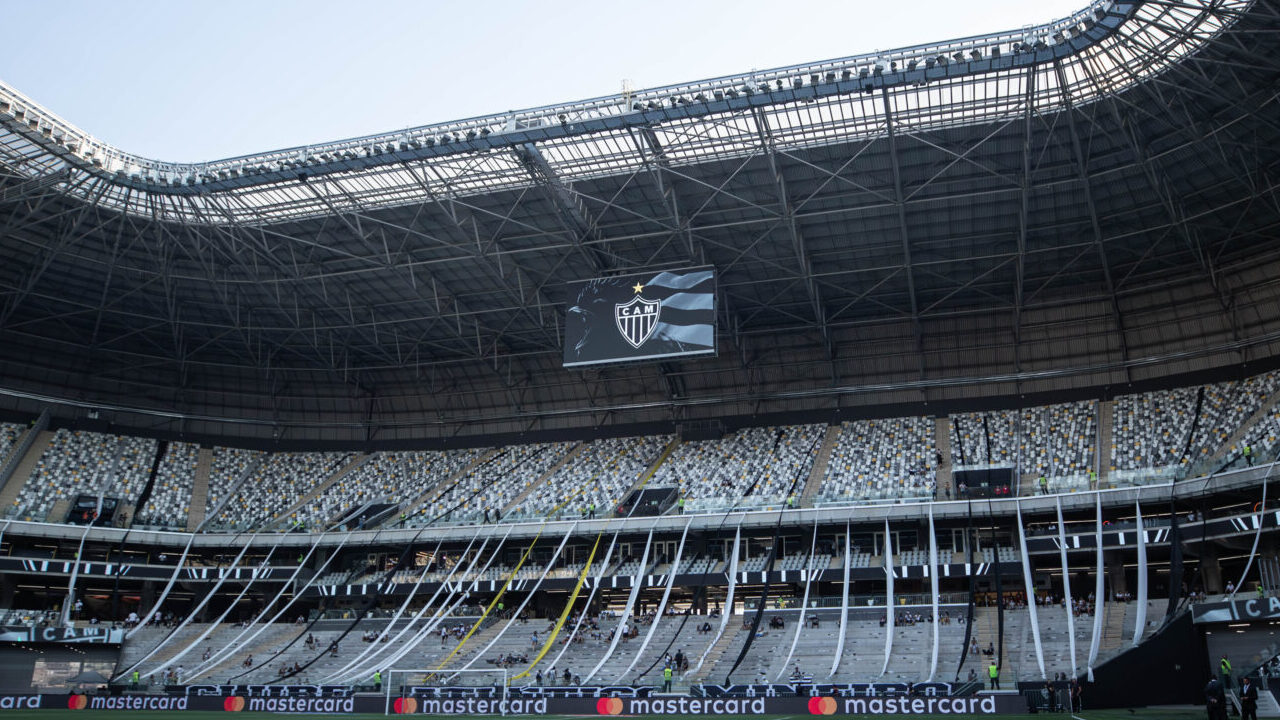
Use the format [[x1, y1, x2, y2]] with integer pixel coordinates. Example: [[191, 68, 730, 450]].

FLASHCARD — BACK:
[[0, 692, 1027, 715]]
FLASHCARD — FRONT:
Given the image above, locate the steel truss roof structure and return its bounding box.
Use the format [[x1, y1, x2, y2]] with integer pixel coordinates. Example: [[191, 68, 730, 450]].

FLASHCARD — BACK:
[[1, 0, 1279, 442]]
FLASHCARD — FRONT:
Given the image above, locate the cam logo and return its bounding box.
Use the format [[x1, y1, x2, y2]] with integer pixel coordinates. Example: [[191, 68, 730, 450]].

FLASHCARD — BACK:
[[808, 697, 837, 715], [393, 698, 418, 714], [67, 696, 88, 710], [223, 697, 245, 712], [615, 296, 659, 348], [596, 697, 624, 715]]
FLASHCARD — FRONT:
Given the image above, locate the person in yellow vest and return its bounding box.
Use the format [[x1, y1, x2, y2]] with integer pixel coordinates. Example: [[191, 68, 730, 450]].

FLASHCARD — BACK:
[[1244, 445, 1254, 466], [1038, 476, 1048, 495], [373, 670, 382, 692], [1221, 655, 1233, 688], [988, 660, 1000, 690], [663, 665, 673, 692], [677, 495, 685, 514], [1088, 470, 1097, 488], [130, 670, 140, 690]]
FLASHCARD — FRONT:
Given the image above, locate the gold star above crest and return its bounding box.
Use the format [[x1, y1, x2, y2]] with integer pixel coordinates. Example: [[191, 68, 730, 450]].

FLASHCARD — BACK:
[[632, 282, 645, 294]]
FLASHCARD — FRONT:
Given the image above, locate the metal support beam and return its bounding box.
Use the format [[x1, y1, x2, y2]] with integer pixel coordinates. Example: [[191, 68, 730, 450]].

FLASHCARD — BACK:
[[881, 88, 927, 380], [514, 143, 609, 273], [1054, 61, 1131, 379], [753, 108, 835, 379]]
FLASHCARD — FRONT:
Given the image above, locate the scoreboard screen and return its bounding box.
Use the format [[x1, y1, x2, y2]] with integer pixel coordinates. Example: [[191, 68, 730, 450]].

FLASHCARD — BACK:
[[562, 267, 717, 368]]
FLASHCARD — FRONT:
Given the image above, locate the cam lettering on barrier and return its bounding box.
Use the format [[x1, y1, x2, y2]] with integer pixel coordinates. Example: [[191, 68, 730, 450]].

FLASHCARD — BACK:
[[0, 626, 124, 645]]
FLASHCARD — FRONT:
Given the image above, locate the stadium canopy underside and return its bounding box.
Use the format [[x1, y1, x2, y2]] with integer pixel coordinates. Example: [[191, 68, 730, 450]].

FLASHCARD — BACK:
[[1, 0, 1279, 444]]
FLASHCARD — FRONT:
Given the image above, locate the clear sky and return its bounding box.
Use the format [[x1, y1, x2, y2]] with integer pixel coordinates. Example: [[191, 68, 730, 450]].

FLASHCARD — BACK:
[[1, 0, 1084, 162]]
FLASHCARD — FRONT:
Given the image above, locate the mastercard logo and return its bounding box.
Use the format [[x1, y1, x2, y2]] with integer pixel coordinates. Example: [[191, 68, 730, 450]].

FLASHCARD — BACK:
[[393, 698, 418, 714], [223, 697, 245, 712], [808, 697, 836, 715], [596, 697, 623, 715], [67, 696, 88, 710]]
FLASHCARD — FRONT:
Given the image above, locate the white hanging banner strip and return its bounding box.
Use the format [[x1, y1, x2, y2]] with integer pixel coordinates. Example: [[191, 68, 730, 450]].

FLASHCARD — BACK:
[[449, 522, 579, 680], [1016, 500, 1046, 679], [1056, 498, 1078, 678], [60, 523, 96, 627], [1231, 472, 1268, 599], [126, 532, 196, 639], [584, 526, 654, 683], [695, 525, 740, 673], [327, 533, 482, 683], [335, 529, 509, 684], [546, 530, 619, 673], [829, 523, 852, 678], [928, 507, 940, 682], [880, 518, 895, 678], [120, 534, 256, 679], [190, 529, 351, 681], [1132, 503, 1148, 648], [621, 519, 691, 681], [777, 517, 820, 680], [1087, 493, 1105, 681], [146, 537, 284, 680]]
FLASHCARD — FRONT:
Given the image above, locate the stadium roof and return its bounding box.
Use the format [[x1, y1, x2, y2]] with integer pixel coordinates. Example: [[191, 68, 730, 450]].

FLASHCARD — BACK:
[[1, 0, 1278, 443]]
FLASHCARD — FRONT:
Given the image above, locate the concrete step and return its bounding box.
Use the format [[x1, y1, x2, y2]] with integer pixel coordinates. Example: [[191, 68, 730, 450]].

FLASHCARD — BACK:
[[1257, 688, 1280, 717], [1210, 384, 1280, 465], [799, 425, 840, 507], [935, 417, 954, 494], [0, 429, 54, 516], [394, 449, 501, 526], [270, 452, 370, 529], [625, 437, 680, 497], [502, 442, 584, 515], [191, 624, 306, 682], [186, 447, 214, 531], [46, 498, 71, 524], [1098, 400, 1114, 482]]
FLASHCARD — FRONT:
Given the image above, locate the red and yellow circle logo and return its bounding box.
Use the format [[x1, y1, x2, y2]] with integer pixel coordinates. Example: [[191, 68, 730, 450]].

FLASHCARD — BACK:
[[67, 695, 88, 710], [393, 697, 418, 714], [808, 697, 836, 715], [596, 697, 624, 715], [223, 697, 245, 712]]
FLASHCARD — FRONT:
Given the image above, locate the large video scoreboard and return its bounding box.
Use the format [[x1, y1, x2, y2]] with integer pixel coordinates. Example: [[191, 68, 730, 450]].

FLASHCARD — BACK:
[[562, 267, 717, 368]]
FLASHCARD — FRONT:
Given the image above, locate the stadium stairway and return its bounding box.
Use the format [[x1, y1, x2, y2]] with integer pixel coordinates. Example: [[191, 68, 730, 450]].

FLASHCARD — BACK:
[[0, 429, 53, 515], [391, 448, 501, 527], [615, 437, 681, 509], [935, 417, 954, 495], [185, 447, 213, 531], [187, 623, 306, 683], [501, 442, 584, 515], [799, 426, 840, 507], [1209, 384, 1280, 465], [687, 624, 739, 683], [268, 452, 370, 530], [121, 622, 245, 683], [1098, 400, 1114, 484]]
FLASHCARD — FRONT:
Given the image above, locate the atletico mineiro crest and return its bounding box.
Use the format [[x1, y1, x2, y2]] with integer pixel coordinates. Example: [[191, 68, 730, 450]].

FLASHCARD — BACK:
[[615, 295, 660, 348]]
